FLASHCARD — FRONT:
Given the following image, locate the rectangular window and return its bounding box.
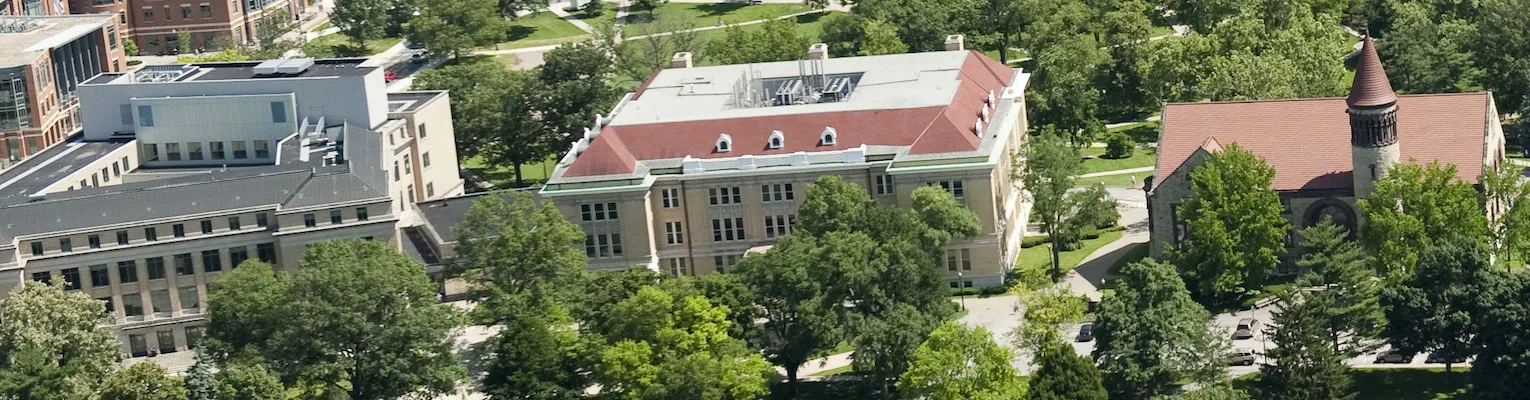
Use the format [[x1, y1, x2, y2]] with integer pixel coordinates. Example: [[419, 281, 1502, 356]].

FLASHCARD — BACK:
[[145, 227, 157, 241], [765, 214, 797, 238], [142, 143, 159, 162], [113, 163, 121, 177], [711, 218, 746, 242], [228, 216, 240, 231], [187, 142, 203, 160], [180, 5, 190, 18], [418, 123, 427, 138], [270, 102, 286, 123], [118, 261, 138, 283], [713, 255, 740, 274], [661, 188, 680, 208], [253, 141, 269, 158], [579, 203, 619, 221], [116, 231, 129, 245], [256, 243, 276, 263], [356, 207, 369, 221], [201, 250, 222, 272], [200, 220, 212, 234], [932, 180, 965, 199], [667, 258, 690, 276], [232, 141, 247, 159], [30, 272, 50, 283], [876, 175, 894, 195], [229, 246, 248, 268], [29, 242, 41, 256], [185, 327, 203, 349], [174, 254, 193, 276], [101, 167, 110, 183], [256, 213, 268, 227], [584, 233, 624, 258], [165, 143, 181, 161], [199, 4, 210, 17], [151, 289, 171, 314], [146, 257, 166, 280], [426, 183, 435, 197], [137, 105, 153, 126], [422, 153, 431, 168], [59, 238, 72, 252], [88, 234, 101, 249], [330, 209, 342, 225], [665, 221, 684, 245], [393, 162, 400, 181], [761, 183, 796, 202], [90, 265, 110, 287], [179, 286, 198, 310], [961, 248, 972, 271], [209, 142, 224, 159], [173, 224, 185, 237], [157, 330, 177, 354], [123, 295, 144, 317], [60, 268, 81, 290], [303, 213, 316, 227], [101, 296, 114, 316], [708, 187, 742, 205]]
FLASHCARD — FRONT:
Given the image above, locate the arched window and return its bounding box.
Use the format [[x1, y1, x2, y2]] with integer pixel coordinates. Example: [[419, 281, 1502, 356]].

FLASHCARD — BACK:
[[768, 130, 784, 149], [821, 127, 837, 145], [716, 134, 732, 153], [1304, 198, 1357, 237]]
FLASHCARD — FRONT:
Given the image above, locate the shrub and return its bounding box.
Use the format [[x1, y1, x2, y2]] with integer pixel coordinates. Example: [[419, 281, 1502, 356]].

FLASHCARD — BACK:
[[1007, 262, 1051, 291], [1022, 235, 1051, 248], [1104, 132, 1135, 159]]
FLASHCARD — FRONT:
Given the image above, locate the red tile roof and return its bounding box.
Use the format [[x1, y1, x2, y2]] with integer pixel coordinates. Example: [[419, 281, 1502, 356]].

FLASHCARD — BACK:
[[1348, 37, 1398, 108], [562, 51, 1014, 178], [1156, 93, 1492, 191]]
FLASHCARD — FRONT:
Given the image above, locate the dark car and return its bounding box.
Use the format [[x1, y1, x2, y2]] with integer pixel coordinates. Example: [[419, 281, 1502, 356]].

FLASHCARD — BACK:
[[1232, 318, 1258, 340], [1426, 351, 1468, 364], [1375, 350, 1414, 364], [1076, 323, 1095, 342], [1228, 349, 1256, 366]]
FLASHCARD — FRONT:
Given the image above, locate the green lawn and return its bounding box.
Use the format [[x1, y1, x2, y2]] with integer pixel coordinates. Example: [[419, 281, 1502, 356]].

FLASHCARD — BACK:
[[1018, 229, 1125, 274], [1075, 172, 1147, 188], [482, 11, 591, 50], [683, 12, 839, 66], [493, 53, 521, 68], [1150, 24, 1176, 38], [303, 34, 402, 57], [1230, 368, 1474, 400], [1082, 146, 1157, 174], [463, 156, 557, 188], [625, 2, 808, 29], [983, 48, 1028, 63]]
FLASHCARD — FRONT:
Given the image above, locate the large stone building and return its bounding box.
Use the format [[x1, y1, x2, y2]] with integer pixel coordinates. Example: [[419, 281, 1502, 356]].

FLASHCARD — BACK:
[[0, 58, 463, 357], [535, 37, 1032, 288], [1, 14, 126, 171], [1146, 38, 1507, 260]]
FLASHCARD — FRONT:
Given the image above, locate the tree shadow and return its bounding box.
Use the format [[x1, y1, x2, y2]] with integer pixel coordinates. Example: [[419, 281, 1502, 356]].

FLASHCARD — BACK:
[[693, 2, 748, 16], [504, 25, 536, 42], [1073, 242, 1143, 289], [793, 12, 825, 24]]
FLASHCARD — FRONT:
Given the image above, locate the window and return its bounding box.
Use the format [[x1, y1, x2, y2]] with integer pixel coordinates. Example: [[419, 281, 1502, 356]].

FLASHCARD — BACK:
[[145, 227, 157, 241], [330, 209, 342, 224], [59, 238, 72, 252], [716, 134, 732, 152], [256, 213, 268, 227], [256, 243, 276, 263], [118, 261, 138, 283], [579, 203, 619, 221], [30, 272, 50, 283], [146, 257, 166, 280], [201, 250, 222, 272], [60, 268, 81, 290], [228, 216, 240, 230], [142, 8, 154, 21], [404, 160, 412, 175], [229, 246, 248, 267], [200, 220, 212, 234], [101, 296, 115, 316], [232, 141, 247, 159], [708, 187, 742, 205], [583, 233, 623, 258], [151, 289, 171, 314], [393, 162, 400, 181], [422, 153, 431, 168], [88, 234, 101, 249], [418, 123, 427, 138], [165, 143, 181, 161], [767, 130, 784, 149], [945, 249, 972, 271], [821, 126, 837, 145], [29, 242, 41, 256], [187, 142, 203, 160], [761, 183, 795, 202], [142, 143, 159, 162], [932, 180, 965, 199], [665, 221, 684, 245], [116, 230, 129, 245], [90, 265, 110, 287], [172, 224, 185, 237], [713, 255, 740, 274], [179, 286, 198, 310], [185, 327, 203, 349], [174, 254, 193, 276], [137, 105, 153, 126], [666, 258, 690, 276], [253, 140, 269, 158], [199, 4, 210, 17], [270, 102, 286, 123], [356, 207, 369, 221], [113, 163, 121, 177], [303, 213, 316, 227], [101, 167, 110, 183], [661, 188, 680, 208], [123, 295, 144, 317], [180, 5, 190, 18], [711, 218, 745, 242], [426, 183, 435, 197], [209, 142, 224, 159], [764, 214, 796, 238], [875, 175, 894, 195]]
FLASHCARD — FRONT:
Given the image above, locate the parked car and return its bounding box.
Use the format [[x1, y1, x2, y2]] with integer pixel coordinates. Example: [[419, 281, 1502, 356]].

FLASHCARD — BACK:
[[1076, 323, 1094, 342], [1228, 349, 1256, 366], [1375, 349, 1414, 364], [1425, 351, 1468, 364], [1232, 318, 1258, 340], [410, 51, 429, 64], [385, 72, 399, 82]]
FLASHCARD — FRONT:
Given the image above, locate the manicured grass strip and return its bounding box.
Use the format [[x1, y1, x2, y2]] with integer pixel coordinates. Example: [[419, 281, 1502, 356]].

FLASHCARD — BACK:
[[462, 156, 557, 188], [483, 11, 591, 50], [1018, 230, 1124, 274], [304, 34, 402, 57], [1075, 173, 1146, 188], [809, 364, 853, 377], [626, 2, 808, 29], [1081, 146, 1157, 175]]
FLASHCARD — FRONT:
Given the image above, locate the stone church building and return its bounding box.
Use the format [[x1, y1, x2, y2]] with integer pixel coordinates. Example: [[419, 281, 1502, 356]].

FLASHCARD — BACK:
[[1145, 37, 1508, 264]]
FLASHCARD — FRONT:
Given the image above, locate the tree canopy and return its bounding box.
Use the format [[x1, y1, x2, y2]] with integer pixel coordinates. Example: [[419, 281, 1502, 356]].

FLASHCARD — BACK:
[[99, 363, 189, 400], [408, 0, 508, 58], [0, 280, 118, 400], [593, 287, 771, 400], [896, 322, 1025, 400], [1027, 342, 1107, 400], [1359, 161, 1489, 278], [1094, 259, 1227, 400], [1380, 237, 1505, 372], [1259, 289, 1354, 400], [1172, 143, 1289, 304]]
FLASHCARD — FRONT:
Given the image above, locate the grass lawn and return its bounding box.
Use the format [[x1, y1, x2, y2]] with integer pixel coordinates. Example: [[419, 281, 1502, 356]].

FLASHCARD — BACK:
[[689, 12, 840, 66], [1230, 368, 1474, 400], [462, 156, 557, 188], [1150, 24, 1176, 38], [1018, 229, 1125, 274], [1082, 146, 1157, 174], [625, 2, 808, 29], [1075, 172, 1147, 188], [482, 11, 590, 50], [315, 21, 333, 31], [303, 34, 401, 57]]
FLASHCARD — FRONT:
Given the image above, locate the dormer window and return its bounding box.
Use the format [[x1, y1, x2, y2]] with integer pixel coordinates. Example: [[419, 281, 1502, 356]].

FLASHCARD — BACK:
[[821, 127, 837, 145], [768, 130, 784, 149], [717, 134, 733, 153]]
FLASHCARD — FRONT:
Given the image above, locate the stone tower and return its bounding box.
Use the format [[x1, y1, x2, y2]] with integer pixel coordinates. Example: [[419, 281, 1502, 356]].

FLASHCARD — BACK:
[[1348, 37, 1400, 198]]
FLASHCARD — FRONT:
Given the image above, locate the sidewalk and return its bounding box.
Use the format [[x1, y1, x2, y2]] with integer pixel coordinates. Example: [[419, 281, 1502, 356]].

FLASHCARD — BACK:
[[548, 4, 596, 34], [622, 9, 826, 41], [1080, 166, 1153, 178]]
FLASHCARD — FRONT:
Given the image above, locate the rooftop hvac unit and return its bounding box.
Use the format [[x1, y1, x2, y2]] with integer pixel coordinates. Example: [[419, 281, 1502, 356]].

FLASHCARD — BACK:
[[252, 59, 284, 75], [277, 58, 315, 74], [821, 77, 853, 103], [774, 79, 804, 106]]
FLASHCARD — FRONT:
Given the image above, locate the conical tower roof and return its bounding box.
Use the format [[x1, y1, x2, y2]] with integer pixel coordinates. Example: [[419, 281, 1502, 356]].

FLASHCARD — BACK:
[[1347, 37, 1397, 108]]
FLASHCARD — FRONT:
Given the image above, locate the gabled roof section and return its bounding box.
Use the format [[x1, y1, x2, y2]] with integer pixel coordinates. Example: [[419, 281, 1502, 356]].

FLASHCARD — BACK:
[[564, 127, 638, 177]]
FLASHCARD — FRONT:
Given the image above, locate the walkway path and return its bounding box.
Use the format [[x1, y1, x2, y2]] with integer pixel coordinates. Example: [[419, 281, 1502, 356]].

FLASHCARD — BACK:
[[622, 9, 827, 41], [548, 5, 597, 34], [1104, 115, 1161, 130], [1080, 166, 1153, 178]]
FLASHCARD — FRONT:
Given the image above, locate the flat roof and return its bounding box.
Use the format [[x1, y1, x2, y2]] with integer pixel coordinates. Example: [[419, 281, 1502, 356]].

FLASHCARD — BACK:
[[0, 137, 128, 203], [83, 59, 375, 85], [386, 91, 446, 114], [0, 14, 114, 69]]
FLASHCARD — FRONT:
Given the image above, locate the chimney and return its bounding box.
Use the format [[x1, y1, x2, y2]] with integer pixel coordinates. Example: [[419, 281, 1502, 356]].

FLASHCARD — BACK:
[[671, 52, 693, 68], [808, 43, 830, 60], [944, 34, 965, 51]]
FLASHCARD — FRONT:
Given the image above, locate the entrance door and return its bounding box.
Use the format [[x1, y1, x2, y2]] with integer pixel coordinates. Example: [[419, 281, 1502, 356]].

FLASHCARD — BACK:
[[156, 330, 177, 354], [128, 334, 149, 357]]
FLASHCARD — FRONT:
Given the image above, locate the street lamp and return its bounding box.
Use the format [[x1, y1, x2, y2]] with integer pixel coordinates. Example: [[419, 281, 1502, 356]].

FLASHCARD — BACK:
[[957, 271, 967, 310]]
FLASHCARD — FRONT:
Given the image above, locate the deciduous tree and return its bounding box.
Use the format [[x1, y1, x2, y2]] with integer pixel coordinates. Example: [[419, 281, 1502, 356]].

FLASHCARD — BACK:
[[0, 280, 118, 400], [482, 300, 587, 400], [1472, 272, 1530, 398], [857, 19, 908, 55], [1359, 161, 1490, 278], [1474, 0, 1530, 113], [593, 287, 771, 400], [409, 0, 509, 58], [730, 235, 838, 394], [1381, 237, 1504, 372], [1374, 2, 1482, 94], [331, 0, 391, 51], [1027, 342, 1107, 400], [707, 18, 809, 65], [213, 362, 284, 400], [1028, 35, 1107, 145], [1017, 131, 1083, 282], [1094, 259, 1228, 400], [100, 363, 189, 400], [452, 190, 587, 323], [1172, 143, 1288, 304], [896, 322, 1025, 400]]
